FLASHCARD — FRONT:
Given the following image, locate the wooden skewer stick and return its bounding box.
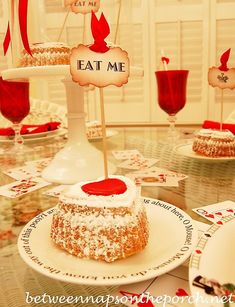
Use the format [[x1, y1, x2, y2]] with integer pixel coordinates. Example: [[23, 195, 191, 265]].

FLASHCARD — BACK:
[[82, 14, 86, 44], [114, 0, 122, 45], [220, 89, 224, 131], [99, 88, 108, 179], [57, 6, 70, 42]]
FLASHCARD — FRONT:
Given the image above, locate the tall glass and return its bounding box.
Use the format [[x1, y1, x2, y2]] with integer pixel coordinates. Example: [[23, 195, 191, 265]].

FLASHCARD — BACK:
[[155, 70, 189, 140], [0, 77, 30, 151]]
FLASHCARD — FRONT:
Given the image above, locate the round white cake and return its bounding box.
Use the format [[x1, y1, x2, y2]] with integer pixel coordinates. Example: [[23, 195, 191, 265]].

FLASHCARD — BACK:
[[18, 42, 71, 67], [192, 129, 235, 157], [51, 175, 149, 262]]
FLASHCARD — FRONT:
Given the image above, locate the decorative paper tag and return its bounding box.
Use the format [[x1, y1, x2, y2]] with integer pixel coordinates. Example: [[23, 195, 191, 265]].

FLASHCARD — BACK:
[[70, 11, 129, 87], [208, 48, 235, 89], [70, 44, 129, 87], [70, 0, 100, 14], [208, 67, 235, 89]]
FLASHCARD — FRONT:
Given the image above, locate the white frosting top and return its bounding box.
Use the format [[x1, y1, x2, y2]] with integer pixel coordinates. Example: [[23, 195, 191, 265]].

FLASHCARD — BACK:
[[197, 129, 234, 139], [86, 120, 100, 128], [31, 42, 70, 49], [211, 130, 234, 138], [197, 129, 213, 136], [60, 175, 137, 208]]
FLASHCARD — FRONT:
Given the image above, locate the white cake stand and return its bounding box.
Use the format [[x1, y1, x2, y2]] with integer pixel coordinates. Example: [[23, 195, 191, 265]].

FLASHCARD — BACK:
[[2, 65, 143, 184]]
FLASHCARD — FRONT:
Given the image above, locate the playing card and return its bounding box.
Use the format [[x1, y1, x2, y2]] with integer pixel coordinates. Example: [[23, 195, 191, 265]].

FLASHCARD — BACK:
[[0, 178, 51, 198], [116, 266, 191, 307], [133, 167, 188, 181], [127, 173, 179, 187], [3, 165, 41, 180], [192, 200, 235, 223], [43, 185, 67, 198], [113, 220, 208, 307], [117, 157, 159, 170], [25, 158, 52, 172], [112, 150, 143, 160]]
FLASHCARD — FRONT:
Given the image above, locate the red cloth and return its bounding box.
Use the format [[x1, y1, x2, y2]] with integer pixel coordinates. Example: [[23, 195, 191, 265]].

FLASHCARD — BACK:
[[0, 122, 61, 136], [89, 11, 110, 53], [202, 120, 235, 134]]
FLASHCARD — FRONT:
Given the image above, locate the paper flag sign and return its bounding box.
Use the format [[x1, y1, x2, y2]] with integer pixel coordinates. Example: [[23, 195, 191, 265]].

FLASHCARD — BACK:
[[69, 0, 100, 14], [70, 12, 129, 87], [70, 44, 129, 87], [208, 68, 235, 89], [208, 48, 235, 89]]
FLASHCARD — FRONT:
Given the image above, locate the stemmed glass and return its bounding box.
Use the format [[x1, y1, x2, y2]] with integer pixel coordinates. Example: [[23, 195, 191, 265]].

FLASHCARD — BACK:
[[155, 70, 189, 141], [0, 77, 30, 152]]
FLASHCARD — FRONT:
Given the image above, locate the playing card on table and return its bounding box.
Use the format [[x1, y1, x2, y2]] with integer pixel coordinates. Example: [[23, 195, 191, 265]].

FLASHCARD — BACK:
[[127, 173, 179, 187], [0, 177, 51, 198], [25, 158, 52, 171], [43, 185, 67, 198], [112, 150, 143, 160], [3, 165, 41, 180], [192, 200, 235, 223], [133, 167, 188, 181], [115, 266, 191, 307], [117, 157, 159, 170]]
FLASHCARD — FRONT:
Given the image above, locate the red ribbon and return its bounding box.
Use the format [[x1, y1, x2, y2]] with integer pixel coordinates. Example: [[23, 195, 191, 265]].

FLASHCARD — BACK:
[[3, 0, 31, 56], [89, 11, 110, 53], [218, 48, 230, 71], [3, 23, 11, 56]]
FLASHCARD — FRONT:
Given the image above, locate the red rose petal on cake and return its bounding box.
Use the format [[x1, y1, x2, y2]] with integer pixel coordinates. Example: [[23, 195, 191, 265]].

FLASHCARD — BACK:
[[81, 178, 127, 196]]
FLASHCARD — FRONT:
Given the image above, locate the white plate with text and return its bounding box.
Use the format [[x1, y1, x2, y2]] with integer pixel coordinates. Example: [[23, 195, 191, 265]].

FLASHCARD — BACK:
[[18, 198, 198, 286]]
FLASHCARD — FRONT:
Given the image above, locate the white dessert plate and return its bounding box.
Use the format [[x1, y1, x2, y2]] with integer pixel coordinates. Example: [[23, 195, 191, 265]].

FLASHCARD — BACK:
[[18, 198, 197, 286], [189, 215, 235, 307], [0, 128, 66, 143], [175, 143, 235, 162]]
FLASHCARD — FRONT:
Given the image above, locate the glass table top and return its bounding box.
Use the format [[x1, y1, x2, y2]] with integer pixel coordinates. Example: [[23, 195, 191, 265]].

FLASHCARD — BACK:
[[0, 126, 234, 307]]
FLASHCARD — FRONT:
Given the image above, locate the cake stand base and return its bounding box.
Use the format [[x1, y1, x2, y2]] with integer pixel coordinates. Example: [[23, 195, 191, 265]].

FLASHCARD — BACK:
[[41, 142, 116, 184]]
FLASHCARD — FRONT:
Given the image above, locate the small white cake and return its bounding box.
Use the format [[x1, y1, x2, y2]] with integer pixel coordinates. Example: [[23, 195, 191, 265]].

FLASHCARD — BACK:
[[192, 129, 235, 157], [51, 175, 149, 262], [19, 42, 71, 67]]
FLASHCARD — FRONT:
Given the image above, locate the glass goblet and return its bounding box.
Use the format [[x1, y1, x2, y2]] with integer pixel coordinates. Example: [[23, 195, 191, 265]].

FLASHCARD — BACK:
[[155, 70, 189, 141], [0, 77, 30, 151]]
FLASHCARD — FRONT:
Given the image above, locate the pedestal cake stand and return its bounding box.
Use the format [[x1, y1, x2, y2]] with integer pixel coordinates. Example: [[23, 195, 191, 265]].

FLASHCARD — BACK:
[[2, 65, 143, 184]]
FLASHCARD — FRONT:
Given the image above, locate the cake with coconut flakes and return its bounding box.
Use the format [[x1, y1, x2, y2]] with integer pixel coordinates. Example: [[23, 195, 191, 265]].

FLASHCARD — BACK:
[[192, 129, 235, 157], [19, 42, 71, 67], [50, 175, 149, 262]]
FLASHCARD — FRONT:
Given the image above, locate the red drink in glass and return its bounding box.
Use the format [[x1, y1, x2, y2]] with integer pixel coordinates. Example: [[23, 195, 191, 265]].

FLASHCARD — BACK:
[[155, 70, 189, 116], [0, 77, 30, 123]]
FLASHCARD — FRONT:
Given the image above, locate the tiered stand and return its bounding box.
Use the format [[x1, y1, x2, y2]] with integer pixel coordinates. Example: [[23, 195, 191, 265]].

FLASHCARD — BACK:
[[2, 65, 143, 184]]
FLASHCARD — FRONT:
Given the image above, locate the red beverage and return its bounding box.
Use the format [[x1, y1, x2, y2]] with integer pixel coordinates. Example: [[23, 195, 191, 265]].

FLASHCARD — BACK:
[[155, 70, 189, 115], [0, 77, 30, 123]]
